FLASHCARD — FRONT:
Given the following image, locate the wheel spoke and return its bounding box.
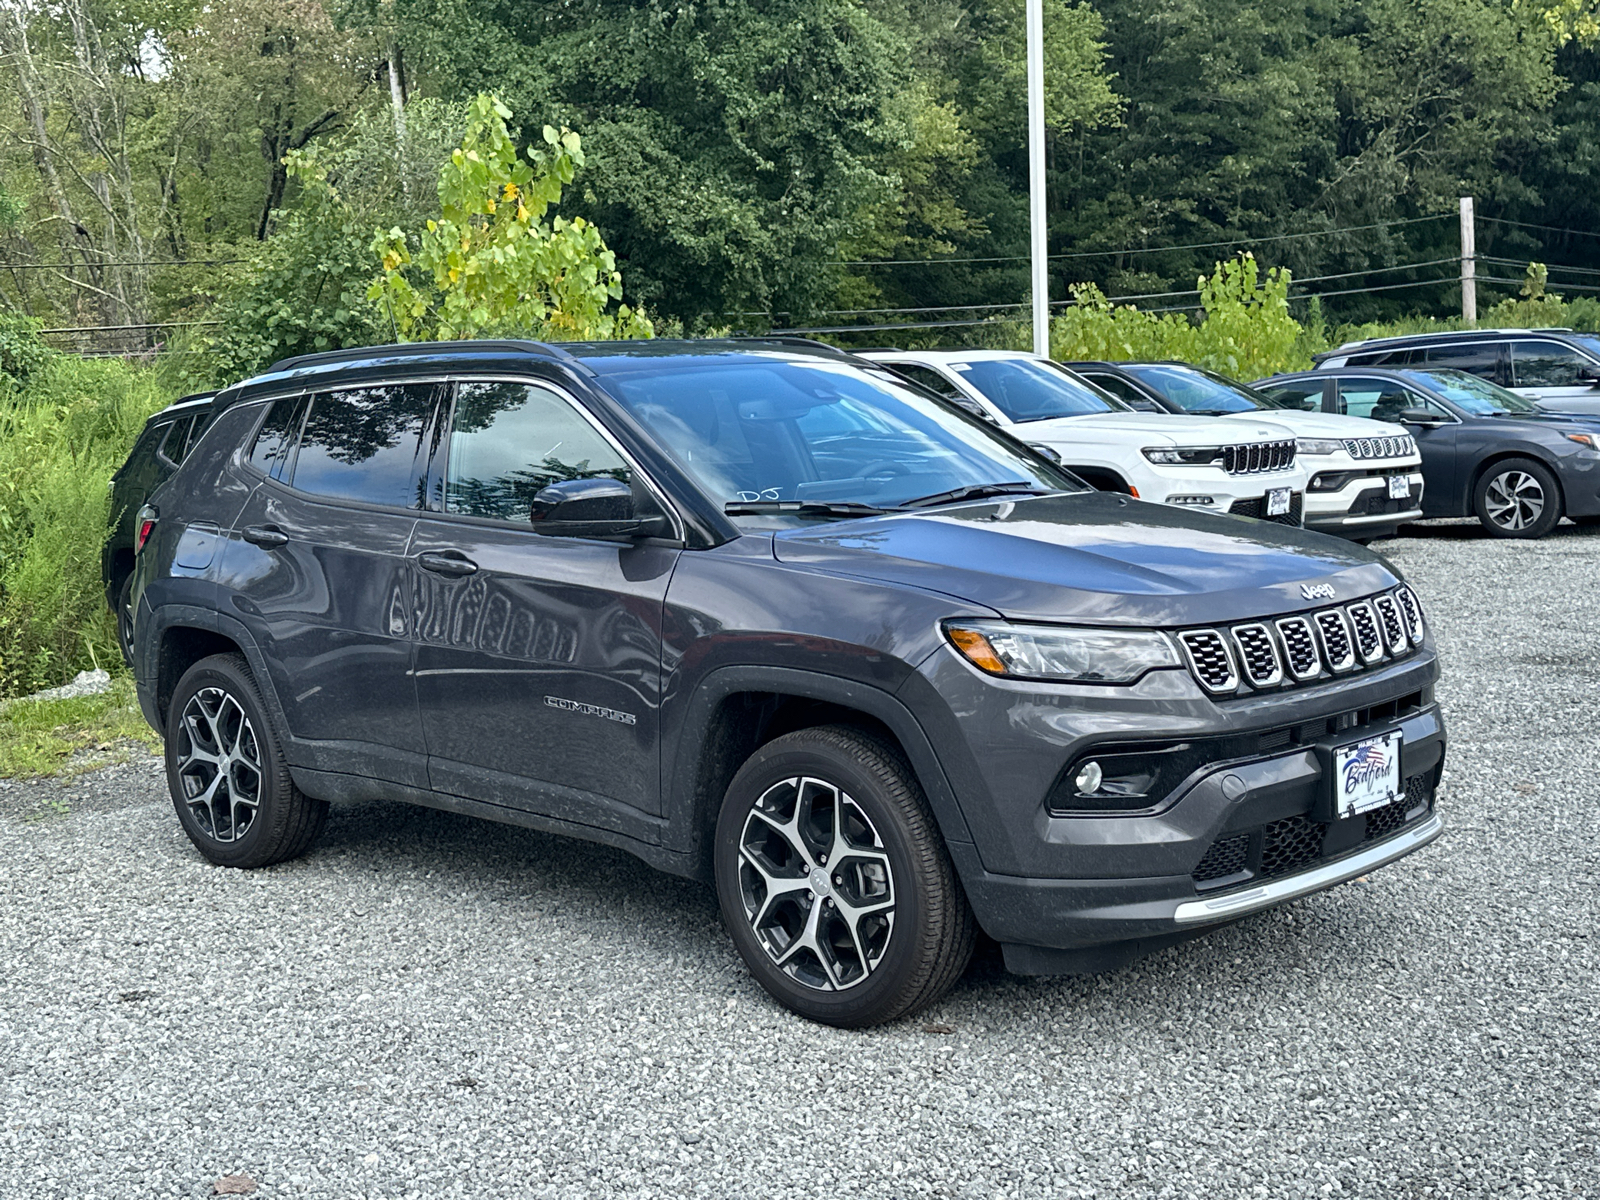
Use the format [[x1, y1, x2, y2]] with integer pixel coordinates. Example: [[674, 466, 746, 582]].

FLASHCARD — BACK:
[[736, 773, 898, 994]]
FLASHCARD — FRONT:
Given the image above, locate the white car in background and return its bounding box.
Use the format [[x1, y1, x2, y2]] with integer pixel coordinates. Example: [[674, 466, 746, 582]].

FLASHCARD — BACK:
[[861, 349, 1312, 526], [1067, 361, 1427, 541]]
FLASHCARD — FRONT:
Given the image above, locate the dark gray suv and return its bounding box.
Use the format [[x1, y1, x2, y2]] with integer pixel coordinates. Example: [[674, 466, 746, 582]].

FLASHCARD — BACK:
[[131, 339, 1446, 1026]]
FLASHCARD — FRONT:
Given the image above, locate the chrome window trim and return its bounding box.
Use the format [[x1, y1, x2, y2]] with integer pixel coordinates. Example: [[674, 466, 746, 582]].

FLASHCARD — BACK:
[[438, 374, 686, 544], [230, 373, 686, 543]]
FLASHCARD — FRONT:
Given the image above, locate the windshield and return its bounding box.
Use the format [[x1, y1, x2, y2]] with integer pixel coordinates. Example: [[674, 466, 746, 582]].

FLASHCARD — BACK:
[[956, 359, 1125, 422], [1401, 369, 1540, 415], [1120, 363, 1304, 412], [594, 355, 1075, 518]]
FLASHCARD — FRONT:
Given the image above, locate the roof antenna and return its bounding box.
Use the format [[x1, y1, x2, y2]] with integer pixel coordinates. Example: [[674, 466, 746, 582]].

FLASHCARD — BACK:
[[384, 288, 400, 344]]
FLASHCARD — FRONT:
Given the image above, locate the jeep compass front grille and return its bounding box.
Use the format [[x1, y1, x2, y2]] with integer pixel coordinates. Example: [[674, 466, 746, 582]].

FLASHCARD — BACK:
[[1221, 440, 1296, 475], [1176, 587, 1424, 697]]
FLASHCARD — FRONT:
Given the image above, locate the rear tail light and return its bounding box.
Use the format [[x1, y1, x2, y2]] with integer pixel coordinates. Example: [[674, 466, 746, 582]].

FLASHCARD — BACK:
[[135, 504, 158, 553]]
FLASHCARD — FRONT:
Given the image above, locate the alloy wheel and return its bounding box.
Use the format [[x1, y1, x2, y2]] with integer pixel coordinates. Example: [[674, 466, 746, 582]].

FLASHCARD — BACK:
[[175, 686, 263, 843], [1483, 470, 1545, 531], [737, 776, 896, 991]]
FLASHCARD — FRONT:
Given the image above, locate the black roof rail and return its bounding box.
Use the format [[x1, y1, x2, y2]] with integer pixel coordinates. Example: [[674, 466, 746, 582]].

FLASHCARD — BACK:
[[726, 335, 843, 352], [263, 338, 581, 376]]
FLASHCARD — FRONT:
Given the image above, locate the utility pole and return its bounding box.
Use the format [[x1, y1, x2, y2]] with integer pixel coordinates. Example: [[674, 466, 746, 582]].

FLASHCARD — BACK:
[[1027, 0, 1048, 356], [1460, 196, 1476, 327]]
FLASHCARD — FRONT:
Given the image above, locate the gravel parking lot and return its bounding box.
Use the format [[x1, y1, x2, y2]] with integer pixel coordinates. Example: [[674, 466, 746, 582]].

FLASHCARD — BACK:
[[3, 521, 1598, 1200]]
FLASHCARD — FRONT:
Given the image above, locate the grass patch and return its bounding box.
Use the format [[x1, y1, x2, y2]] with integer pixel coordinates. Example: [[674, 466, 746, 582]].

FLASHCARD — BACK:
[[0, 674, 160, 779]]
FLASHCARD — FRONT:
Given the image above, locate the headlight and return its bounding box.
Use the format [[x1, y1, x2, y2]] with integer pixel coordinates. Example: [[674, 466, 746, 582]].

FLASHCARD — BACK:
[[1142, 446, 1223, 466], [1296, 438, 1342, 456], [943, 620, 1180, 683], [1568, 432, 1600, 450]]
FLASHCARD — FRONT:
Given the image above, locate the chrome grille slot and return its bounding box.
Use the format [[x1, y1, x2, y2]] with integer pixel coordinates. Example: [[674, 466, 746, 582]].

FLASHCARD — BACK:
[[1314, 608, 1356, 672], [1177, 630, 1237, 693], [1395, 585, 1424, 644], [1373, 594, 1407, 654], [1346, 600, 1384, 663], [1231, 624, 1283, 686], [1221, 440, 1296, 475], [1274, 616, 1321, 680]]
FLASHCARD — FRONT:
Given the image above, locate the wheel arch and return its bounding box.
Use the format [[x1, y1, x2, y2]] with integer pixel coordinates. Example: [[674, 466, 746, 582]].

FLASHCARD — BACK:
[[1465, 449, 1566, 516], [1062, 465, 1134, 495], [146, 605, 290, 737], [666, 666, 974, 882]]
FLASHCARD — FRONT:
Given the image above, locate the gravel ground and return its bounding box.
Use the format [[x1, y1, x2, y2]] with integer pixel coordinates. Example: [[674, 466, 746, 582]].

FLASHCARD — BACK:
[[2, 521, 1598, 1200]]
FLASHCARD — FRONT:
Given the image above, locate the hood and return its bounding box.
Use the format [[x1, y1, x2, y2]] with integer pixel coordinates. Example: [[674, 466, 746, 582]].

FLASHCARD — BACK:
[[1488, 410, 1600, 433], [1014, 411, 1296, 448], [773, 492, 1397, 627], [1218, 410, 1404, 440]]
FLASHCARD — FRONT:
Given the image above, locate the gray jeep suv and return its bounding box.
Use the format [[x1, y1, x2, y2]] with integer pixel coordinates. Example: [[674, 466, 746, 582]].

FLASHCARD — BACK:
[[130, 339, 1446, 1026]]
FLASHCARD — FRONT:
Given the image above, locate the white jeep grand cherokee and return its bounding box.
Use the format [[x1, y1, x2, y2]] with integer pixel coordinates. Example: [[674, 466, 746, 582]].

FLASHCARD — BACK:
[[863, 349, 1311, 525]]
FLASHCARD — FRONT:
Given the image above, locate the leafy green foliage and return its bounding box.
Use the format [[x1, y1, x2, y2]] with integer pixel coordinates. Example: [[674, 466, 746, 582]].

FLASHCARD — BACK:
[[0, 358, 170, 697], [371, 96, 651, 341], [186, 151, 384, 387], [0, 312, 55, 387], [1050, 256, 1311, 379]]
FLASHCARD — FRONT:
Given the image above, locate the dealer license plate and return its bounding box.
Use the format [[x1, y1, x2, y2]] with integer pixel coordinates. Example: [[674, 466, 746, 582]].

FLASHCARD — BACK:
[[1387, 475, 1411, 500], [1266, 487, 1292, 516], [1334, 731, 1402, 818]]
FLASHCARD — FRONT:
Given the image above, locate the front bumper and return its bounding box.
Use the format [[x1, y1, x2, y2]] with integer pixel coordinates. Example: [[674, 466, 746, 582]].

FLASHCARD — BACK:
[[908, 638, 1445, 970], [1304, 468, 1424, 534]]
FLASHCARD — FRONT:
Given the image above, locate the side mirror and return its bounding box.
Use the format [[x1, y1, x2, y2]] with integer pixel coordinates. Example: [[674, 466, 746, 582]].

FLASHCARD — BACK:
[[949, 396, 994, 422], [1578, 365, 1600, 386], [530, 478, 668, 540], [1397, 407, 1448, 428]]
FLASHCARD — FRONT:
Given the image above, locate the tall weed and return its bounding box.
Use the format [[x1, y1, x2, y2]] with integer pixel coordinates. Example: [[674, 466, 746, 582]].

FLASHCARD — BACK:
[[0, 357, 171, 697]]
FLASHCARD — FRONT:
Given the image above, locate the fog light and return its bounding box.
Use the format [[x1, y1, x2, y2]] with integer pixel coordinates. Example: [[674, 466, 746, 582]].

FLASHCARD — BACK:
[[1165, 495, 1214, 506], [1074, 761, 1103, 793]]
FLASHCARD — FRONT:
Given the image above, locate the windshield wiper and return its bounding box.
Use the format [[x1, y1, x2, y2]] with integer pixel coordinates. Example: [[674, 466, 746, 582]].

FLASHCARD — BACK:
[[894, 481, 1051, 509], [723, 500, 888, 518]]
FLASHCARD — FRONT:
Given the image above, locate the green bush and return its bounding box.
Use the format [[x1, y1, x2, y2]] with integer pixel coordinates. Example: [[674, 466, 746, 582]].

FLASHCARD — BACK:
[[1048, 255, 1312, 379], [0, 311, 57, 387], [0, 357, 171, 697]]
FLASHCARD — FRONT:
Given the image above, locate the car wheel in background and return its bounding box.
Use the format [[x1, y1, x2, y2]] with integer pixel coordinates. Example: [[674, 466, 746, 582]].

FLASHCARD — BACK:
[[1473, 458, 1562, 539], [165, 653, 327, 868], [714, 725, 975, 1028], [115, 574, 136, 667]]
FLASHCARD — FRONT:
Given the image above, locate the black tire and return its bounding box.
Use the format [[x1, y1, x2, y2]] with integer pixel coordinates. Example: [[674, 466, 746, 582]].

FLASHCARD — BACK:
[[1473, 457, 1562, 539], [115, 573, 135, 667], [164, 653, 327, 868], [714, 725, 975, 1027]]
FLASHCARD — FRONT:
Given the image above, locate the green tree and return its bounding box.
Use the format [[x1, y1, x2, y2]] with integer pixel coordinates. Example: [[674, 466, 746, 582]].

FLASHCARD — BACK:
[[370, 95, 651, 341]]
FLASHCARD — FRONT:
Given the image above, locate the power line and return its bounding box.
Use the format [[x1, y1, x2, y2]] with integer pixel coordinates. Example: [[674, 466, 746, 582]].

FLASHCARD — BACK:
[[1479, 254, 1600, 280], [830, 215, 1453, 268], [1478, 216, 1600, 242]]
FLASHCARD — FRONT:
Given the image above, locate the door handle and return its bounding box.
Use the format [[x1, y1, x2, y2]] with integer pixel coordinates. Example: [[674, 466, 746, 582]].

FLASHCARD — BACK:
[[417, 551, 479, 577], [241, 524, 288, 549]]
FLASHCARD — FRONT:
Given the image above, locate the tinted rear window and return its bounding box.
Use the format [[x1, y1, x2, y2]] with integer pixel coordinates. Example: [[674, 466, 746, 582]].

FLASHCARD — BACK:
[[288, 385, 437, 508], [248, 397, 308, 481]]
